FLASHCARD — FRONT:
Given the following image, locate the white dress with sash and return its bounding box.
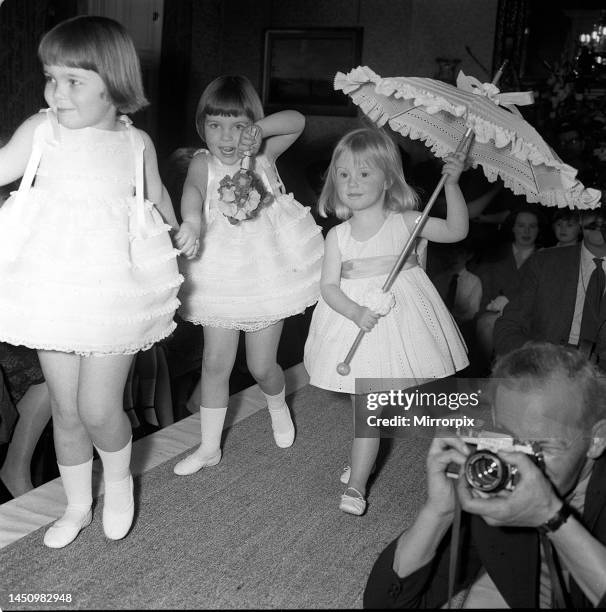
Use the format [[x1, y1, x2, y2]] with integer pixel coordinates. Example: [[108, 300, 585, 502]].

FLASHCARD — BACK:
[[304, 213, 468, 393]]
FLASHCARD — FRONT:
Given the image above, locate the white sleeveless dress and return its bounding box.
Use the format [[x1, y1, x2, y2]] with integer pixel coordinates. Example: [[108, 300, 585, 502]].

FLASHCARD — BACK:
[[304, 213, 468, 393], [178, 151, 324, 331], [0, 110, 182, 355]]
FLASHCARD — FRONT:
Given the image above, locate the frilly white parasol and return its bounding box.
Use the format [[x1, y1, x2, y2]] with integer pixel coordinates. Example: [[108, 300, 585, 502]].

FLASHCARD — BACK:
[[334, 65, 600, 210]]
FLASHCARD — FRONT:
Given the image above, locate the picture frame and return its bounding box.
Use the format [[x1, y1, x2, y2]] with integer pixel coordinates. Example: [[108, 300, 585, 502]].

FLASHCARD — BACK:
[[262, 28, 363, 116]]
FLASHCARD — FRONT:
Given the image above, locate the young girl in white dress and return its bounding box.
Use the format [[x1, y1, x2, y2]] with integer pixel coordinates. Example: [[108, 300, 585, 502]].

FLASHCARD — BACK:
[[0, 16, 182, 547], [173, 76, 323, 475], [304, 128, 468, 515]]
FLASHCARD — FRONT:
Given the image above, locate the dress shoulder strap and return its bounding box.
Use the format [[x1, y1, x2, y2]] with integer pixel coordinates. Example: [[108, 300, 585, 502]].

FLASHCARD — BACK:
[[334, 221, 350, 254], [193, 149, 215, 218], [16, 110, 57, 198], [123, 117, 150, 239]]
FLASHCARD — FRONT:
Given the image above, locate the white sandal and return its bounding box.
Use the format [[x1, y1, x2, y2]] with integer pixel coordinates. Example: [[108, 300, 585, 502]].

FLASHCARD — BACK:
[[339, 487, 367, 516]]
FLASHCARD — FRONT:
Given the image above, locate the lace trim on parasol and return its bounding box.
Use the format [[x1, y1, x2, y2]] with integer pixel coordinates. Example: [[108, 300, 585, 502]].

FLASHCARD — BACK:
[[335, 66, 601, 209]]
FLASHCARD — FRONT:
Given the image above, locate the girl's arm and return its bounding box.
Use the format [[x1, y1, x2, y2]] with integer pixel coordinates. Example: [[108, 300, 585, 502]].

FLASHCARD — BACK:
[[173, 153, 208, 259], [0, 114, 45, 187], [403, 152, 469, 244], [321, 227, 379, 333], [157, 185, 179, 230], [254, 110, 305, 162], [140, 130, 178, 229]]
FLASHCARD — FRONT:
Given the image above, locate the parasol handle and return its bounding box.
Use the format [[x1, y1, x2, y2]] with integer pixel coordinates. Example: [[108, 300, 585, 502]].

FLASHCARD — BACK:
[[491, 60, 508, 86], [336, 127, 475, 377]]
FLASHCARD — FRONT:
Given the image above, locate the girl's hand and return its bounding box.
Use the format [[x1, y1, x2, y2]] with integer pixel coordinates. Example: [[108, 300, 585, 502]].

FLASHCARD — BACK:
[[353, 305, 380, 332], [174, 221, 200, 259], [442, 152, 466, 186], [237, 124, 263, 159]]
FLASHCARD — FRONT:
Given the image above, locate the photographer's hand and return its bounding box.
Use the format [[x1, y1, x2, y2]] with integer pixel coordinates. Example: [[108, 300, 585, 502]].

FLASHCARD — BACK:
[[392, 436, 469, 579], [457, 451, 561, 527], [426, 435, 470, 517]]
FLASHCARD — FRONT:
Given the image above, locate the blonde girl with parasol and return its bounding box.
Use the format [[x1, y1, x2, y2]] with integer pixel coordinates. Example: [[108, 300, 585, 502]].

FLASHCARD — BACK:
[[173, 76, 323, 476], [303, 127, 469, 516]]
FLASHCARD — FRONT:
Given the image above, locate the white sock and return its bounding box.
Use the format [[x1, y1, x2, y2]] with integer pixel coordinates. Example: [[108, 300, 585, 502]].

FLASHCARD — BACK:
[[95, 438, 132, 512], [57, 458, 93, 517], [173, 406, 226, 475], [263, 387, 292, 436], [199, 406, 227, 455], [264, 387, 286, 411]]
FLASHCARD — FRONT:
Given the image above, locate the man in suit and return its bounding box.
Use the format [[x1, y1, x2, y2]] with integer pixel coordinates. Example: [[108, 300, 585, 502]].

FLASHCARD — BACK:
[[363, 342, 606, 608], [494, 207, 606, 365]]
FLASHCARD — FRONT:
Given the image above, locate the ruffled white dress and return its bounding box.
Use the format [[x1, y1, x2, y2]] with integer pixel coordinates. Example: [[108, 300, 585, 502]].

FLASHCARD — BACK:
[[304, 212, 468, 393], [0, 110, 182, 355], [178, 151, 323, 331]]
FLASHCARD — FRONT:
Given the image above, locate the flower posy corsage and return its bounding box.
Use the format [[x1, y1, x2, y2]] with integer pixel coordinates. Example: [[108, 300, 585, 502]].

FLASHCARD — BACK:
[[217, 170, 273, 225]]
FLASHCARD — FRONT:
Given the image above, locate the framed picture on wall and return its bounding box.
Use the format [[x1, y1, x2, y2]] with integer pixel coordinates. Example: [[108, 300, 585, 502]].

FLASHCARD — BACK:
[[262, 28, 363, 116]]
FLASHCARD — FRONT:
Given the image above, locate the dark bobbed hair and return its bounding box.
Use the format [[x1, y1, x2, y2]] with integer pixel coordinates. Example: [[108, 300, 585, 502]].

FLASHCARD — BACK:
[[38, 15, 148, 114], [317, 127, 419, 220], [195, 75, 264, 141], [491, 341, 606, 429], [551, 208, 581, 224], [501, 202, 547, 246]]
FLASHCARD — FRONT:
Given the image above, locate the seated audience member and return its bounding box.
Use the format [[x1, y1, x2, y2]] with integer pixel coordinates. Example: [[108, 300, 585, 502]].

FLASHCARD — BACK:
[[555, 121, 597, 187], [0, 369, 18, 448], [0, 343, 51, 501], [124, 344, 174, 438], [551, 208, 582, 248], [474, 204, 543, 370], [364, 342, 606, 609], [431, 239, 481, 332], [494, 206, 606, 367]]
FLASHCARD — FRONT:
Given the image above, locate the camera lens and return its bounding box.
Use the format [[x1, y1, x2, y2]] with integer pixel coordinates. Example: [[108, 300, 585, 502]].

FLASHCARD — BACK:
[[464, 451, 510, 493]]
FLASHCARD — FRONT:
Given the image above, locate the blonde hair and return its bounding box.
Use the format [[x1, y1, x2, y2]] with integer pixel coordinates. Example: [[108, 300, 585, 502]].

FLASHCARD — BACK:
[[38, 16, 148, 114], [317, 127, 419, 219], [195, 75, 264, 141]]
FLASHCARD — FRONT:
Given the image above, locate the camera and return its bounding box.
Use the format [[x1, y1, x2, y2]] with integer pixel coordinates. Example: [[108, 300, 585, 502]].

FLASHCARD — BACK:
[[447, 430, 544, 494]]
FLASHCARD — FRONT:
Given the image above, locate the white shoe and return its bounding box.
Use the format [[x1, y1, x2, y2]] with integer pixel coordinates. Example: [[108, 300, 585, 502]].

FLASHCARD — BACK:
[[268, 405, 295, 448], [173, 449, 221, 476], [44, 507, 92, 548], [339, 487, 367, 516], [103, 475, 134, 541]]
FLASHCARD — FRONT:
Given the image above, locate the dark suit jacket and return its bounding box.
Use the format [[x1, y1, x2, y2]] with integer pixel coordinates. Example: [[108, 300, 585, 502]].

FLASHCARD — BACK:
[[493, 245, 581, 357], [363, 454, 606, 608], [474, 243, 528, 313]]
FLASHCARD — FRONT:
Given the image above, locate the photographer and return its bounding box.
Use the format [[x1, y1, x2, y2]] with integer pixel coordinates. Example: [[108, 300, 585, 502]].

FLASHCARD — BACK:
[[364, 342, 606, 608]]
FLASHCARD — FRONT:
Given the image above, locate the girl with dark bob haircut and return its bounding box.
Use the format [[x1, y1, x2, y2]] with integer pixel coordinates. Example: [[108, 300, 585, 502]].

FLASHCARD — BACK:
[[38, 15, 148, 114]]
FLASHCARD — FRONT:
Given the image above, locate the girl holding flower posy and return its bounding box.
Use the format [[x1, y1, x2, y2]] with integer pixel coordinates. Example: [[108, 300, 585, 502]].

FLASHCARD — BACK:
[[173, 75, 323, 476], [304, 128, 469, 516], [0, 17, 182, 547]]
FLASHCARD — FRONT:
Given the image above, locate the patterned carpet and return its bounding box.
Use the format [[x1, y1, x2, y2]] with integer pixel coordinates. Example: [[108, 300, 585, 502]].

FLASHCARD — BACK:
[[1, 384, 434, 610]]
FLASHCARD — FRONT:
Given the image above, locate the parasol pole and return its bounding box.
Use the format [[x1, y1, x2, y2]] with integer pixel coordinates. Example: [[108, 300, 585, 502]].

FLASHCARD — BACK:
[[336, 64, 508, 376]]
